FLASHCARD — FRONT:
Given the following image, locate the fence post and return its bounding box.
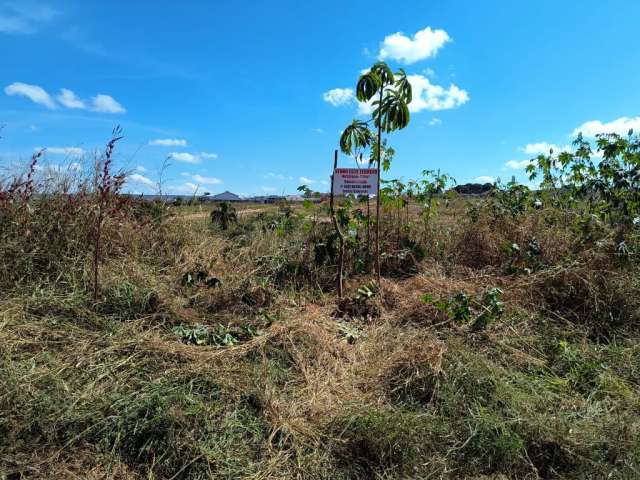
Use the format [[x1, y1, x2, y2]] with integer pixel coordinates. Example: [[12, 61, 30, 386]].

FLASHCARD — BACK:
[[329, 149, 345, 298]]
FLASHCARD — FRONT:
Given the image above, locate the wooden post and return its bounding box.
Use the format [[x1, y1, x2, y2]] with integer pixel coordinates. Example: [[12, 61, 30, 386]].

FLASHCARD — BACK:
[[366, 193, 371, 264], [360, 153, 371, 266], [375, 88, 383, 287], [329, 149, 345, 298]]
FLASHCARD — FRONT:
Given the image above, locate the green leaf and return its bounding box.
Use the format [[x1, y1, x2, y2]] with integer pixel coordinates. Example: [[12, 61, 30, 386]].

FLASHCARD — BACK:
[[394, 68, 412, 103], [374, 90, 410, 133], [340, 119, 374, 155], [356, 72, 381, 102], [370, 62, 395, 86]]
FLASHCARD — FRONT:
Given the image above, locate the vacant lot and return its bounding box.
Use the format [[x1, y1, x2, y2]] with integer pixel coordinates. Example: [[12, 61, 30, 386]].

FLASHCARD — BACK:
[[1, 139, 640, 479]]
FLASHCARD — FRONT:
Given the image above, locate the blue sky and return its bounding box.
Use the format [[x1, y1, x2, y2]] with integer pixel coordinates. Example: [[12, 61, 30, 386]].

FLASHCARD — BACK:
[[1, 0, 639, 195]]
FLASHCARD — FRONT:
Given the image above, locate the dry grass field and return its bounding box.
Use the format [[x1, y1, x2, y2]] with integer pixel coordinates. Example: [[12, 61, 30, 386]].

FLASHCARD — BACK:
[[1, 144, 640, 479]]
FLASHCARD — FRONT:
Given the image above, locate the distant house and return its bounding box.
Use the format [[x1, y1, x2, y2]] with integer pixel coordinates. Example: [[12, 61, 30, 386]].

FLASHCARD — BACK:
[[210, 191, 242, 202], [263, 195, 284, 204], [249, 195, 284, 204]]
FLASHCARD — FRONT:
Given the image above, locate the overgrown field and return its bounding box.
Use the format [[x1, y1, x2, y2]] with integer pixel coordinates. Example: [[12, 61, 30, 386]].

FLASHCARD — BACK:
[[1, 133, 640, 479]]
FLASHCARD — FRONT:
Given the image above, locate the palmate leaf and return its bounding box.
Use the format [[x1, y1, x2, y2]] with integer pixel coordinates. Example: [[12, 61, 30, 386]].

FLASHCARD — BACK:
[[356, 62, 395, 102], [370, 62, 395, 86], [368, 139, 394, 170], [356, 72, 381, 102], [394, 68, 412, 104], [373, 90, 410, 133], [340, 120, 374, 155], [369, 142, 379, 167], [369, 138, 383, 166], [382, 145, 395, 171]]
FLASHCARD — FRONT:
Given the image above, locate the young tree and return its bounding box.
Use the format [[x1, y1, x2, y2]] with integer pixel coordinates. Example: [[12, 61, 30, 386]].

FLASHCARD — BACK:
[[381, 178, 408, 246], [339, 61, 412, 283], [210, 202, 238, 230], [419, 169, 455, 229], [527, 130, 640, 225], [406, 179, 419, 227]]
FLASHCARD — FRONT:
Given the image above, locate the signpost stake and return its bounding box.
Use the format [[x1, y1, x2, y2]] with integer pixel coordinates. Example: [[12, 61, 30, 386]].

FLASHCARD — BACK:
[[375, 139, 382, 288], [360, 153, 371, 266], [330, 157, 378, 297], [366, 192, 371, 264], [330, 149, 345, 298]]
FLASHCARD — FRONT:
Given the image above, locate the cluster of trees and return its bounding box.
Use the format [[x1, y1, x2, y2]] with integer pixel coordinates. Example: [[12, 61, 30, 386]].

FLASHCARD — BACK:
[[453, 183, 493, 195]]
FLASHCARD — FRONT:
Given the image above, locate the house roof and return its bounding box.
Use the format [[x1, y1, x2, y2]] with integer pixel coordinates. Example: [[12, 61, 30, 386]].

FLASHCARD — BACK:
[[210, 191, 242, 201], [286, 195, 304, 202]]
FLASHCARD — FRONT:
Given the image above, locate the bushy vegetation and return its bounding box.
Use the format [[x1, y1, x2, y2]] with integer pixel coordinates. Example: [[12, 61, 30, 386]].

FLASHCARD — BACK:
[[1, 129, 639, 479]]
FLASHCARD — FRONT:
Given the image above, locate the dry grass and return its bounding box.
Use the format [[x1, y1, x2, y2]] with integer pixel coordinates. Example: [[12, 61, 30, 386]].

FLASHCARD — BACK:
[[1, 189, 640, 479]]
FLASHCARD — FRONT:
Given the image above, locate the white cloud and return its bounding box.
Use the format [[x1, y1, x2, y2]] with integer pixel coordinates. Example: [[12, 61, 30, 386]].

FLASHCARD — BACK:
[[91, 94, 125, 113], [429, 117, 442, 126], [5, 82, 57, 109], [169, 152, 199, 164], [5, 83, 128, 114], [299, 176, 315, 184], [175, 173, 223, 188], [261, 186, 277, 193], [56, 88, 85, 109], [357, 74, 469, 114], [41, 146, 85, 157], [474, 176, 495, 183], [135, 165, 147, 172], [312, 128, 324, 134], [378, 26, 450, 64], [323, 88, 354, 106], [149, 138, 187, 147], [505, 159, 533, 169], [0, 3, 59, 34], [509, 138, 604, 169], [129, 173, 155, 187], [191, 174, 222, 185], [572, 116, 640, 137], [175, 182, 199, 194], [406, 74, 469, 112], [520, 142, 571, 155], [35, 161, 82, 175], [34, 164, 73, 178], [169, 152, 217, 164]]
